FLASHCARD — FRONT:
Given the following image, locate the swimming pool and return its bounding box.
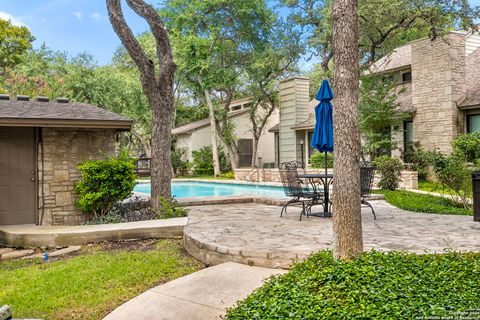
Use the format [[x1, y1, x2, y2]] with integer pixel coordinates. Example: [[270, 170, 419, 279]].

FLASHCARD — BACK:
[[134, 181, 286, 198]]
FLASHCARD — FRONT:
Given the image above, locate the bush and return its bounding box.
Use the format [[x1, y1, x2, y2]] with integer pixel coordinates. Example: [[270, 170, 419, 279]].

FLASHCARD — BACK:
[[452, 132, 480, 162], [75, 156, 136, 218], [373, 156, 403, 190], [309, 151, 333, 168], [191, 146, 230, 175], [403, 148, 433, 181], [157, 197, 188, 219], [227, 250, 480, 319], [430, 152, 473, 209], [171, 147, 192, 175], [376, 190, 471, 215], [219, 171, 235, 179]]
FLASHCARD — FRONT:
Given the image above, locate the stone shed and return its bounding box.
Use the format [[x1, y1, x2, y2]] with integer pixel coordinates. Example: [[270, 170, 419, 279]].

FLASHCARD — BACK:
[[0, 95, 132, 226]]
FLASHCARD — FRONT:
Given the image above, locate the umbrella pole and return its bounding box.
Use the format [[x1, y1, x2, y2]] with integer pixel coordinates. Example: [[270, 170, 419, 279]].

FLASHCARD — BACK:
[[324, 151, 328, 176]]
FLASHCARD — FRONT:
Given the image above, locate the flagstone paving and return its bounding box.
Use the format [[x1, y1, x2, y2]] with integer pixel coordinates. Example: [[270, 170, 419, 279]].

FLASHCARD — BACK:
[[184, 200, 480, 269]]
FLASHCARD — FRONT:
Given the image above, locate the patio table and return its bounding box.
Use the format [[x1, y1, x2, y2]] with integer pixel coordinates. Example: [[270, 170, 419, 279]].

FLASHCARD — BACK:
[[298, 173, 333, 218]]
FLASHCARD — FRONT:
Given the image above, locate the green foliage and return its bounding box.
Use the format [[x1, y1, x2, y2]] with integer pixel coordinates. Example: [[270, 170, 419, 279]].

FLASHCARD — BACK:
[[219, 171, 235, 179], [376, 190, 472, 215], [373, 156, 403, 190], [452, 132, 480, 162], [74, 156, 136, 218], [157, 197, 188, 219], [227, 250, 480, 319], [359, 76, 409, 159], [0, 240, 202, 320], [403, 146, 433, 181], [191, 146, 230, 175], [430, 152, 473, 209], [309, 152, 333, 168], [171, 147, 192, 175], [0, 18, 34, 72]]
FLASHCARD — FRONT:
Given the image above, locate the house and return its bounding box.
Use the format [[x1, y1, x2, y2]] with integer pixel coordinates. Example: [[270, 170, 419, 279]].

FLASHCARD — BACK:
[[0, 95, 132, 226], [172, 97, 279, 167], [367, 30, 480, 156]]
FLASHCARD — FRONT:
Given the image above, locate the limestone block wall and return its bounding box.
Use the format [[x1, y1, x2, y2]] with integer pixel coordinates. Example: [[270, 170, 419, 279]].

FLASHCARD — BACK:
[[411, 34, 466, 153], [38, 128, 117, 226], [234, 168, 418, 190]]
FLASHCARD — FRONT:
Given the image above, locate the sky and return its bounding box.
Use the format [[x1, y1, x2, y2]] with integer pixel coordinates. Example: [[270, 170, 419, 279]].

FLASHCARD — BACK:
[[1, 0, 480, 66]]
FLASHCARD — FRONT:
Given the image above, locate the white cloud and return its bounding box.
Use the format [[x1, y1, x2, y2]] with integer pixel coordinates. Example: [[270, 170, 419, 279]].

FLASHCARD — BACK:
[[90, 12, 103, 22], [0, 12, 27, 27], [73, 11, 82, 20]]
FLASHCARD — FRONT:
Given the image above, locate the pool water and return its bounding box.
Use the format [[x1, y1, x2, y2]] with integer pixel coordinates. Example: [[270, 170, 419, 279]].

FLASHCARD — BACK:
[[134, 181, 286, 198]]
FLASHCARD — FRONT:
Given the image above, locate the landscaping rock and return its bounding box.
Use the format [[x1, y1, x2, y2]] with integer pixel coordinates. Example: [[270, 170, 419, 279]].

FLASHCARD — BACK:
[[0, 248, 13, 256], [1, 249, 34, 260]]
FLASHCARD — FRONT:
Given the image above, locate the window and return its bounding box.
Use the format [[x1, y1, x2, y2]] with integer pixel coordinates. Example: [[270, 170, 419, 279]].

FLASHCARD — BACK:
[[404, 121, 414, 155], [467, 114, 480, 133], [402, 71, 412, 83]]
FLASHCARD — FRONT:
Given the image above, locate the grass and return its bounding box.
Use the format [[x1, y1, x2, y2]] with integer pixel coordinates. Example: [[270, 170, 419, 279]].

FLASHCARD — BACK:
[[418, 180, 458, 196], [0, 240, 202, 320], [226, 251, 480, 319], [375, 189, 472, 215]]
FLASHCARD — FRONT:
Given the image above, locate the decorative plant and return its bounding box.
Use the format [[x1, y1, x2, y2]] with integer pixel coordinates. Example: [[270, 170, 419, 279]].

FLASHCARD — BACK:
[[373, 156, 403, 190], [74, 155, 136, 219], [157, 196, 188, 219], [191, 146, 230, 175], [452, 132, 480, 163], [309, 152, 334, 168]]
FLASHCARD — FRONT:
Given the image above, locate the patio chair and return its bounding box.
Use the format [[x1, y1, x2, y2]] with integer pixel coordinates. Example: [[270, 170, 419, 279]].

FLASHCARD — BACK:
[[360, 162, 376, 220], [279, 161, 322, 220]]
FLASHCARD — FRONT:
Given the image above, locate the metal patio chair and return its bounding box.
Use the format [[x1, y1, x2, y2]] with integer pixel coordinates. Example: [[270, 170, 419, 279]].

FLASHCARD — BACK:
[[360, 161, 376, 220], [279, 161, 323, 220]]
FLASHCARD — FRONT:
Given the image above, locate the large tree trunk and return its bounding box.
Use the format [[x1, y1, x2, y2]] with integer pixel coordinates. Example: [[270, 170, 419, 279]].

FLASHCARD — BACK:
[[332, 0, 363, 260], [203, 89, 221, 176], [224, 142, 239, 170], [107, 0, 175, 211], [251, 135, 259, 167]]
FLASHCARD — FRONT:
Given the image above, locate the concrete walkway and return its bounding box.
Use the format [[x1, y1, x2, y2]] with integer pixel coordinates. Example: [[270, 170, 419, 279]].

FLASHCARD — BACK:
[[103, 262, 285, 320]]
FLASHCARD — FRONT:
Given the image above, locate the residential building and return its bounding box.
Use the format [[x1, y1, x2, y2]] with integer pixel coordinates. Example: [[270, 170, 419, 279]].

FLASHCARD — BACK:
[[172, 97, 279, 167]]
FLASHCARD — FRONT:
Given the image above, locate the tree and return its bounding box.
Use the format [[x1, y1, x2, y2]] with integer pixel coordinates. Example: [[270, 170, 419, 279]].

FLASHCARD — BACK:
[[164, 0, 274, 174], [107, 0, 176, 210], [359, 76, 409, 159], [0, 18, 34, 74], [332, 0, 363, 260]]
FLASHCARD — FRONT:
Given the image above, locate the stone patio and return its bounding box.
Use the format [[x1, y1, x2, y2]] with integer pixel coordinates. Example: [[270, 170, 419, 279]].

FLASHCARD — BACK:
[[184, 201, 480, 269]]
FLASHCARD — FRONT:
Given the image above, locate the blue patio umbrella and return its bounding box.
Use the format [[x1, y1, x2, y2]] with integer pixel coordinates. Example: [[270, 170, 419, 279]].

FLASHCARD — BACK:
[[311, 79, 334, 176]]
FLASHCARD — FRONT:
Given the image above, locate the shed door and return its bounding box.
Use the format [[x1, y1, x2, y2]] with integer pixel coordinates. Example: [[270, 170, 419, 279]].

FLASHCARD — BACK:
[[0, 127, 36, 225]]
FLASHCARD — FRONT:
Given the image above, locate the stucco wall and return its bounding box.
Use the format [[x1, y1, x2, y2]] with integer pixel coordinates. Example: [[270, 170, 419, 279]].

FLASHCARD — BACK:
[[176, 109, 279, 166], [38, 128, 117, 225]]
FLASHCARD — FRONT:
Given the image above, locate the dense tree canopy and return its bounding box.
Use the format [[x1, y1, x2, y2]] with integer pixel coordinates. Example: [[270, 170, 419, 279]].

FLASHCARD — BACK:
[[0, 18, 34, 74]]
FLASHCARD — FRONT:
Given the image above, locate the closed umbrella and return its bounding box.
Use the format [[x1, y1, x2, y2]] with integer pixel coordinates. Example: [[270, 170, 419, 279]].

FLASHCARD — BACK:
[[311, 79, 334, 176]]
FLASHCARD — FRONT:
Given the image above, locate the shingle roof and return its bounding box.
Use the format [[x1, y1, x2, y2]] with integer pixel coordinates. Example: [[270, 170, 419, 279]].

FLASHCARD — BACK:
[[367, 44, 412, 74], [172, 109, 250, 135], [0, 99, 133, 129]]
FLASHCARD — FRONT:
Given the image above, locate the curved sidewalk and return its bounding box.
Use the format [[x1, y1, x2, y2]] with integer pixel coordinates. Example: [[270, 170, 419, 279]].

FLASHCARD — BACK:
[[103, 262, 285, 320]]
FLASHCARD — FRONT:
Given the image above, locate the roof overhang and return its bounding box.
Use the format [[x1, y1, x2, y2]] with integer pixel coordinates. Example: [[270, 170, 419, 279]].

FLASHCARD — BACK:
[[0, 118, 133, 130]]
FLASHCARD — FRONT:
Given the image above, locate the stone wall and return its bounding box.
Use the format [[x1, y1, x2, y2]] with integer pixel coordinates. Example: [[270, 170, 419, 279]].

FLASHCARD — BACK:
[[411, 33, 466, 153], [234, 168, 418, 190], [38, 128, 117, 225]]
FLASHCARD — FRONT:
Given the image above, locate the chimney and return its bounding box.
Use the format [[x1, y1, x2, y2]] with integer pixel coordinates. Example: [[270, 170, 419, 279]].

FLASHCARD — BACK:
[[0, 94, 9, 100], [278, 77, 310, 164], [17, 95, 30, 101], [36, 96, 49, 102], [56, 97, 69, 103]]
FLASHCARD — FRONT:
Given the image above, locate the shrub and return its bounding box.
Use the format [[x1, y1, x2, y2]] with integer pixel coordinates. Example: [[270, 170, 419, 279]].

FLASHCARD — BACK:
[[403, 148, 433, 181], [191, 146, 230, 175], [452, 132, 480, 162], [219, 171, 235, 179], [157, 196, 188, 219], [75, 156, 136, 218], [430, 152, 473, 209], [171, 147, 192, 175], [309, 151, 333, 168], [226, 251, 480, 319], [373, 156, 403, 190]]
